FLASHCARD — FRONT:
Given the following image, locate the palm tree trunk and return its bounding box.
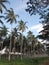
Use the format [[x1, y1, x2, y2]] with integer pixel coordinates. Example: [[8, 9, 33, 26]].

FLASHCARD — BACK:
[[31, 42, 32, 56], [8, 24, 12, 61], [20, 33, 23, 60], [0, 42, 3, 59], [8, 35, 12, 61], [14, 37, 16, 52]]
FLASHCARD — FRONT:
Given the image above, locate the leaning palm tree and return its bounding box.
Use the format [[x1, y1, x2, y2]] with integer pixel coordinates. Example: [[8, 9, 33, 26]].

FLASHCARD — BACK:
[[18, 20, 28, 60], [0, 0, 9, 13], [5, 8, 19, 61]]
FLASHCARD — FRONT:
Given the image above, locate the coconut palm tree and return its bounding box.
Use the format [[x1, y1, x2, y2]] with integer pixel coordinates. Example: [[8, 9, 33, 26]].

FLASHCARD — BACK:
[[0, 25, 8, 43], [0, 25, 8, 37], [0, 0, 9, 13], [11, 27, 18, 52], [18, 20, 28, 60], [5, 8, 19, 61], [0, 25, 8, 51], [27, 31, 36, 55]]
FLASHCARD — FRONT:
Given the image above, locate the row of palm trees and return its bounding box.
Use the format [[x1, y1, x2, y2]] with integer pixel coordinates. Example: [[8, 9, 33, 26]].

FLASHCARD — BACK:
[[0, 0, 45, 61], [0, 25, 45, 59]]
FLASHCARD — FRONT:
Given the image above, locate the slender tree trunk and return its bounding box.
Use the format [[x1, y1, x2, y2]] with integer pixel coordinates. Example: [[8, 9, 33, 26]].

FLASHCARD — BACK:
[[13, 37, 16, 59], [31, 42, 32, 56], [20, 33, 23, 60], [0, 42, 3, 59], [11, 36, 15, 59], [8, 35, 12, 61], [8, 24, 12, 61]]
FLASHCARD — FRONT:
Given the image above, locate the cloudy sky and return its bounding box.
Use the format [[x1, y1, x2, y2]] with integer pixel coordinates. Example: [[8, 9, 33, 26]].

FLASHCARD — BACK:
[[3, 0, 43, 36]]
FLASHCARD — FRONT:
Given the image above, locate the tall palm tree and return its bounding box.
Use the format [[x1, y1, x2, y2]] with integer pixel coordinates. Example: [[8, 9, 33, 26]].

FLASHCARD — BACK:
[[18, 20, 28, 60], [5, 8, 19, 61], [0, 25, 8, 51], [12, 27, 18, 52], [0, 0, 9, 13], [27, 31, 34, 41], [27, 31, 35, 55]]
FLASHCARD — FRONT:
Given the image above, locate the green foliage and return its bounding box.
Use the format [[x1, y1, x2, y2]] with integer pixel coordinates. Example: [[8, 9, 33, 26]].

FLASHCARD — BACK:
[[5, 8, 19, 24], [0, 25, 8, 36], [18, 20, 28, 32], [0, 57, 49, 65], [0, 0, 9, 13], [26, 0, 49, 16]]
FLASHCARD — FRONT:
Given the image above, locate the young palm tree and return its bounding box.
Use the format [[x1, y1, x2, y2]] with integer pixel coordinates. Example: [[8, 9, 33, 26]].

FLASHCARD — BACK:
[[18, 20, 28, 60], [5, 8, 19, 61], [0, 0, 9, 13]]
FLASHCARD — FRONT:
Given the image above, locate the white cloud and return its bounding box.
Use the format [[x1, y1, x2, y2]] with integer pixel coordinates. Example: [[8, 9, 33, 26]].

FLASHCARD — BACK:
[[37, 27, 43, 32], [30, 24, 42, 30], [28, 24, 43, 32]]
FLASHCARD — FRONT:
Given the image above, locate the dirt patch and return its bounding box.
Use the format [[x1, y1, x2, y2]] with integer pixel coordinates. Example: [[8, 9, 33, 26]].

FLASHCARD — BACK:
[[40, 61, 49, 65]]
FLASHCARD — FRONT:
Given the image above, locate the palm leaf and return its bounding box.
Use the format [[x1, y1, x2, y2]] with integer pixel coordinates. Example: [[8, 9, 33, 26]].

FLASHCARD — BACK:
[[0, 8, 2, 13], [3, 0, 10, 4], [1, 3, 7, 10], [10, 8, 13, 11], [15, 15, 19, 18], [4, 14, 10, 20], [0, 16, 5, 18], [0, 20, 3, 25], [6, 9, 11, 13], [5, 8, 19, 25], [26, 26, 28, 29], [6, 18, 11, 23], [14, 19, 17, 23]]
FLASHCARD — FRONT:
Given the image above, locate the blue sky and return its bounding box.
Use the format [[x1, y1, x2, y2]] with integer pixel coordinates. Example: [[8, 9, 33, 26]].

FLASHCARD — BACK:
[[2, 0, 43, 37]]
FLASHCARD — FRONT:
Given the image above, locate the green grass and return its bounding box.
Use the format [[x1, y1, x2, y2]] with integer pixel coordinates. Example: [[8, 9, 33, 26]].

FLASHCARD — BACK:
[[0, 57, 49, 65]]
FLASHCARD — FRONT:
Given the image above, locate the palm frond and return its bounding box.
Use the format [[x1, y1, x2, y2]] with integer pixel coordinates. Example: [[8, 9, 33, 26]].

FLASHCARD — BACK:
[[15, 15, 19, 18], [6, 9, 11, 13], [5, 8, 18, 24], [0, 20, 3, 25], [5, 15, 10, 20], [0, 16, 5, 18], [0, 9, 2, 13], [4, 12, 8, 14], [26, 26, 28, 29], [6, 18, 11, 23], [3, 0, 10, 4], [10, 8, 13, 11], [1, 3, 7, 10], [14, 18, 17, 23]]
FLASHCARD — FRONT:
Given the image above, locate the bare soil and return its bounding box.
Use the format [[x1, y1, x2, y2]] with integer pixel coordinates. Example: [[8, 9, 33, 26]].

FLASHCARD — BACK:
[[40, 61, 49, 65]]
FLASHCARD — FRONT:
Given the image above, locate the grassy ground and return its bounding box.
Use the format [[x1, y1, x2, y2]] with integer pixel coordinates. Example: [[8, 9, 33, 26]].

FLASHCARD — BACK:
[[0, 57, 49, 65]]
